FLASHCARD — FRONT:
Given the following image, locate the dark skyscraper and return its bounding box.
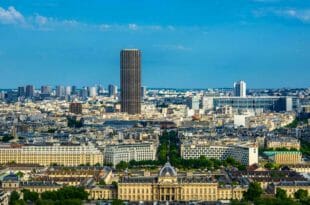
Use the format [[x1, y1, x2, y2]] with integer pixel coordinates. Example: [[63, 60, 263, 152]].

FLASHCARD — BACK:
[[120, 49, 141, 114], [17, 86, 25, 97], [25, 85, 34, 98], [41, 85, 52, 94]]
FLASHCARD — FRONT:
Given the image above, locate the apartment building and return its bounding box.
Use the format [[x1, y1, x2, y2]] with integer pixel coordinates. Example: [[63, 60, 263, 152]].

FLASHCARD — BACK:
[[0, 143, 103, 166]]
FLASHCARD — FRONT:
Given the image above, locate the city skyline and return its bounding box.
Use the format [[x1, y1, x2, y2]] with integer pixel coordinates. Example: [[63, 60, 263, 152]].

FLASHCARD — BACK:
[[0, 0, 310, 89]]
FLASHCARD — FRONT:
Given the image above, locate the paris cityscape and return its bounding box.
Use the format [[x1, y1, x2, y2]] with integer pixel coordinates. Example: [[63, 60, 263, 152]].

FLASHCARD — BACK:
[[0, 1, 310, 205]]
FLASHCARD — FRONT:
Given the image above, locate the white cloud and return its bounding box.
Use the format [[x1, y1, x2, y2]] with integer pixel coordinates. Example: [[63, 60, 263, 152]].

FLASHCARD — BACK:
[[99, 24, 111, 31], [128, 23, 138, 30], [254, 7, 310, 23], [277, 9, 310, 23], [153, 44, 192, 51], [35, 14, 48, 26], [0, 6, 25, 25], [0, 5, 177, 32]]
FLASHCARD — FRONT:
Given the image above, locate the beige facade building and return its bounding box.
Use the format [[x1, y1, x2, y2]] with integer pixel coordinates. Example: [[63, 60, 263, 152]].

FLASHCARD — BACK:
[[264, 151, 302, 165], [273, 181, 310, 198], [118, 162, 246, 202], [0, 144, 103, 166], [266, 138, 300, 150], [86, 186, 116, 200]]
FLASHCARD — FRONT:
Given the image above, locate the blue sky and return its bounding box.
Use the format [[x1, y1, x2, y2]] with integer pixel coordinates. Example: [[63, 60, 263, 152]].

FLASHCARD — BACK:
[[0, 0, 309, 89]]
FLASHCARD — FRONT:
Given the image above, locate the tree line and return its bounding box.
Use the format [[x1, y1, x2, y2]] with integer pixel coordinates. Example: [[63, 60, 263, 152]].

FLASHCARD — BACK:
[[233, 182, 309, 205], [9, 186, 88, 205]]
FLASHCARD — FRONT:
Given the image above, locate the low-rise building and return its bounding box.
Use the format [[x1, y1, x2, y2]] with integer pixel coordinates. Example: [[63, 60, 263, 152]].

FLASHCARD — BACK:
[[285, 164, 310, 173], [118, 162, 247, 202], [266, 137, 300, 150], [264, 151, 302, 165], [86, 185, 116, 200], [272, 181, 310, 198], [0, 143, 103, 166], [0, 190, 9, 205]]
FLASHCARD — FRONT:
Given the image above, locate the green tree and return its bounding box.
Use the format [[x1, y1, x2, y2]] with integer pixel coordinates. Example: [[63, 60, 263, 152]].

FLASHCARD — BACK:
[[276, 188, 287, 200], [58, 199, 82, 205], [98, 179, 106, 186], [22, 189, 39, 202], [41, 191, 58, 201], [9, 191, 20, 205], [116, 161, 128, 171], [294, 189, 308, 200], [16, 171, 24, 178], [111, 199, 124, 205], [112, 181, 118, 189], [243, 182, 263, 201], [230, 200, 251, 205], [35, 199, 55, 205], [41, 186, 88, 201]]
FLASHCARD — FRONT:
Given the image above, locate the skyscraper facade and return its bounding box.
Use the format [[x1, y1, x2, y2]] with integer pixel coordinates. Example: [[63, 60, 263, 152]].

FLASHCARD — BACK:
[[65, 86, 72, 96], [41, 85, 52, 95], [108, 84, 118, 97], [17, 86, 25, 97], [234, 80, 246, 97], [25, 85, 34, 98], [88, 86, 97, 97], [120, 49, 141, 114], [56, 85, 65, 97], [141, 86, 147, 99]]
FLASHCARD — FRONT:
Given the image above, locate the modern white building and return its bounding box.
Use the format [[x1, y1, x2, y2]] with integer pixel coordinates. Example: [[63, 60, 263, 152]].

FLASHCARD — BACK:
[[88, 86, 97, 97], [104, 143, 157, 166], [180, 143, 258, 166], [65, 86, 72, 96], [56, 85, 65, 97], [234, 80, 246, 97]]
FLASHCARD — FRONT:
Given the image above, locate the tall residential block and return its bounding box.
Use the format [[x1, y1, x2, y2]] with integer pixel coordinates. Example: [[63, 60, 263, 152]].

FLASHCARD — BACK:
[[234, 80, 246, 97], [120, 49, 141, 114], [69, 102, 83, 115]]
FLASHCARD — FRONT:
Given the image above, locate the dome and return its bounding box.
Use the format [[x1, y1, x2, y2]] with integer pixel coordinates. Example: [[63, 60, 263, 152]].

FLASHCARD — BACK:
[[159, 162, 177, 177], [3, 173, 19, 182]]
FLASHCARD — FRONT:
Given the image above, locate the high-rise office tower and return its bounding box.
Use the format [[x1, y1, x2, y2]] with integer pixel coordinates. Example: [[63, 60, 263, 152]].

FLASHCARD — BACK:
[[65, 86, 72, 96], [108, 84, 118, 97], [120, 49, 141, 114], [88, 86, 97, 97], [56, 85, 65, 97], [41, 85, 52, 95], [141, 86, 147, 99], [25, 85, 34, 98], [80, 87, 88, 99], [71, 86, 77, 95], [187, 96, 200, 110], [234, 80, 247, 97], [17, 86, 25, 97]]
